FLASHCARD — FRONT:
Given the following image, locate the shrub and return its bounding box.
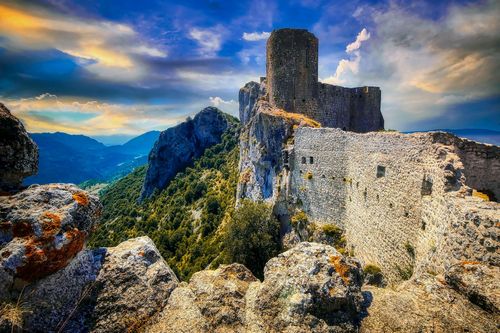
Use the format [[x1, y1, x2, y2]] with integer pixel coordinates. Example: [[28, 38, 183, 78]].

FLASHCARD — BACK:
[[305, 171, 313, 180], [291, 210, 308, 229], [404, 242, 415, 259], [364, 264, 382, 275], [322, 224, 342, 238], [223, 200, 281, 279], [396, 264, 414, 280]]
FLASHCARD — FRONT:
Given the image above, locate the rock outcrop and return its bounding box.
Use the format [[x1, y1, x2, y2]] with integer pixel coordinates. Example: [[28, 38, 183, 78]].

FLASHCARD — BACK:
[[4, 236, 178, 333], [141, 107, 234, 200], [0, 103, 38, 193], [146, 263, 256, 333], [0, 184, 101, 298], [146, 242, 365, 333], [361, 273, 499, 332], [247, 242, 365, 333]]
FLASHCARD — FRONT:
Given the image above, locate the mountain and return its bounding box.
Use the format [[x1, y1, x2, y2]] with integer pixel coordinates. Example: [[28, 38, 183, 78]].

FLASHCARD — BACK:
[[24, 131, 160, 185], [89, 116, 241, 280], [141, 107, 235, 200], [108, 130, 160, 155]]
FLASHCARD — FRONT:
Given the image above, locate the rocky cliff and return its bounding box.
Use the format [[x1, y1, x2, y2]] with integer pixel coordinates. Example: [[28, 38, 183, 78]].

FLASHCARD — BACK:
[[0, 103, 38, 193], [140, 106, 235, 200]]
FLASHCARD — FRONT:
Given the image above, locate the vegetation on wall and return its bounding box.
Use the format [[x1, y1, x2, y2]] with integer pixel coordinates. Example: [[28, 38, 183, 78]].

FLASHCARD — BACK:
[[89, 121, 241, 281]]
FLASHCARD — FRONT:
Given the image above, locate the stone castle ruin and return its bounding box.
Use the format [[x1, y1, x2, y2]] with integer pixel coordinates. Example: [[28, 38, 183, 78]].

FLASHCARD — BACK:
[[240, 28, 384, 132], [238, 29, 499, 284]]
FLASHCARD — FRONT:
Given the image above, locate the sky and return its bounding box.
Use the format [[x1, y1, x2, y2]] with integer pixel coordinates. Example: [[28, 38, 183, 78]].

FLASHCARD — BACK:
[[0, 0, 499, 136]]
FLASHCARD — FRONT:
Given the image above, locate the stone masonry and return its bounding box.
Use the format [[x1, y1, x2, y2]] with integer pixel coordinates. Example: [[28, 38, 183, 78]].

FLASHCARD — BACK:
[[287, 128, 499, 281]]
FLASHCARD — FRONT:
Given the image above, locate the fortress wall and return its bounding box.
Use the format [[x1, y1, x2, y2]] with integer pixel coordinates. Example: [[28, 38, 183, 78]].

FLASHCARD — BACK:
[[317, 84, 351, 129], [316, 84, 384, 131], [418, 196, 499, 276], [348, 87, 384, 132], [290, 128, 498, 281], [432, 134, 500, 201]]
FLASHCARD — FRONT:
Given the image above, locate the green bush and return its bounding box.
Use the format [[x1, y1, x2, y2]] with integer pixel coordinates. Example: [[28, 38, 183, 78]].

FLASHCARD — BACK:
[[363, 264, 382, 275], [223, 200, 281, 279]]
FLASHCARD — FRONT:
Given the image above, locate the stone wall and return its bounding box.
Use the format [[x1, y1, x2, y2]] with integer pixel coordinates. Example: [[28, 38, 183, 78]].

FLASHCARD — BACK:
[[288, 128, 499, 281], [317, 84, 383, 131]]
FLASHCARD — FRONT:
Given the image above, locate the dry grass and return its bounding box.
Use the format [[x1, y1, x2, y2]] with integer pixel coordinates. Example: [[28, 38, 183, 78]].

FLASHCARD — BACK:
[[266, 108, 321, 128], [0, 288, 31, 332]]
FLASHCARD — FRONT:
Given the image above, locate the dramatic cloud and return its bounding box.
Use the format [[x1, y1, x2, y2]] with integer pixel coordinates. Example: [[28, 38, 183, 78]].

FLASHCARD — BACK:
[[209, 96, 238, 115], [320, 0, 500, 130], [0, 2, 167, 81], [5, 94, 192, 135], [242, 32, 271, 41], [345, 28, 370, 53], [322, 28, 370, 85]]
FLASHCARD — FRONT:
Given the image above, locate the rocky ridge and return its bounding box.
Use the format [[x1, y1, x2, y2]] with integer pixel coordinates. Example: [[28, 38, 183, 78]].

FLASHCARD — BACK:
[[141, 106, 235, 200]]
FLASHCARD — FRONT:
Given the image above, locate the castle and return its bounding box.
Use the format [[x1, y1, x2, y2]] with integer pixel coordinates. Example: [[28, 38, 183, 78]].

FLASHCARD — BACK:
[[240, 28, 384, 132], [238, 29, 499, 282]]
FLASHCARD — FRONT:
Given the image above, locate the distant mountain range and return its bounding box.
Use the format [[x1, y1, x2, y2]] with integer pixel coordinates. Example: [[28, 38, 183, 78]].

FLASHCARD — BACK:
[[406, 129, 500, 146], [24, 131, 160, 185]]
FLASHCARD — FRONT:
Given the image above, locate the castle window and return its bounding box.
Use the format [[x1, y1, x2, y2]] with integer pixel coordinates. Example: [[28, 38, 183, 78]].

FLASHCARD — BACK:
[[309, 156, 314, 164], [302, 99, 306, 103], [376, 165, 386, 178], [301, 157, 307, 164]]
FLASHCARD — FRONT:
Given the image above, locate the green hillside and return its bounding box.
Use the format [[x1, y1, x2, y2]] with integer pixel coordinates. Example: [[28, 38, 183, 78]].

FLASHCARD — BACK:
[[89, 124, 240, 280]]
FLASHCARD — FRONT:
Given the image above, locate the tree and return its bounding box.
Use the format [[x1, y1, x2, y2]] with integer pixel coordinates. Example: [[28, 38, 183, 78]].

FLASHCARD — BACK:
[[223, 199, 281, 279]]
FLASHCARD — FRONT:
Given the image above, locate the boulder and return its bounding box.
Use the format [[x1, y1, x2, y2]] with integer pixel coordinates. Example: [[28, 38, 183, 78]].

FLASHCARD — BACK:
[[141, 107, 234, 200], [445, 262, 499, 314], [361, 273, 499, 332], [17, 236, 178, 333], [0, 184, 101, 298], [246, 242, 365, 332], [146, 263, 256, 333], [0, 103, 38, 193]]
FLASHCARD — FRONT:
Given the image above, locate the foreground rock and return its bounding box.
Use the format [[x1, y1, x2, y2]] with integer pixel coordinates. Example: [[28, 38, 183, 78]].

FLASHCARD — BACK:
[[146, 242, 365, 333], [445, 262, 499, 314], [141, 107, 235, 200], [13, 237, 178, 332], [0, 103, 38, 193], [247, 242, 364, 333], [0, 184, 101, 298], [361, 273, 499, 332], [147, 263, 256, 333]]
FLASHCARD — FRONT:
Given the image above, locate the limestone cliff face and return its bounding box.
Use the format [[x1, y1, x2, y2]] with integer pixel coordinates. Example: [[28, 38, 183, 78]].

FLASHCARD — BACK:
[[141, 107, 232, 200], [0, 103, 38, 193]]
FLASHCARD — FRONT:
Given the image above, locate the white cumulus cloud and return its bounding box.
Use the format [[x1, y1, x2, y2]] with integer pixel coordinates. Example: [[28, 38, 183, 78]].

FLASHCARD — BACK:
[[188, 26, 226, 57], [242, 31, 271, 41]]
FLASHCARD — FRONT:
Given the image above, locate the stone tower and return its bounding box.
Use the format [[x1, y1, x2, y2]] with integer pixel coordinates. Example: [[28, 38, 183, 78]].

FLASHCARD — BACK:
[[266, 29, 319, 117]]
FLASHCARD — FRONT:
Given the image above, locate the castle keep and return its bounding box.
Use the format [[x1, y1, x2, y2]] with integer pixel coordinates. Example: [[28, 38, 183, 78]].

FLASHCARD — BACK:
[[240, 28, 384, 132]]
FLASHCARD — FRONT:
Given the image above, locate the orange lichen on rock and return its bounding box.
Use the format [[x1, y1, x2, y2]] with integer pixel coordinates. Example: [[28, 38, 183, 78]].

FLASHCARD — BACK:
[[460, 260, 481, 265], [73, 191, 89, 206], [15, 228, 86, 281], [40, 212, 62, 237], [330, 255, 350, 284]]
